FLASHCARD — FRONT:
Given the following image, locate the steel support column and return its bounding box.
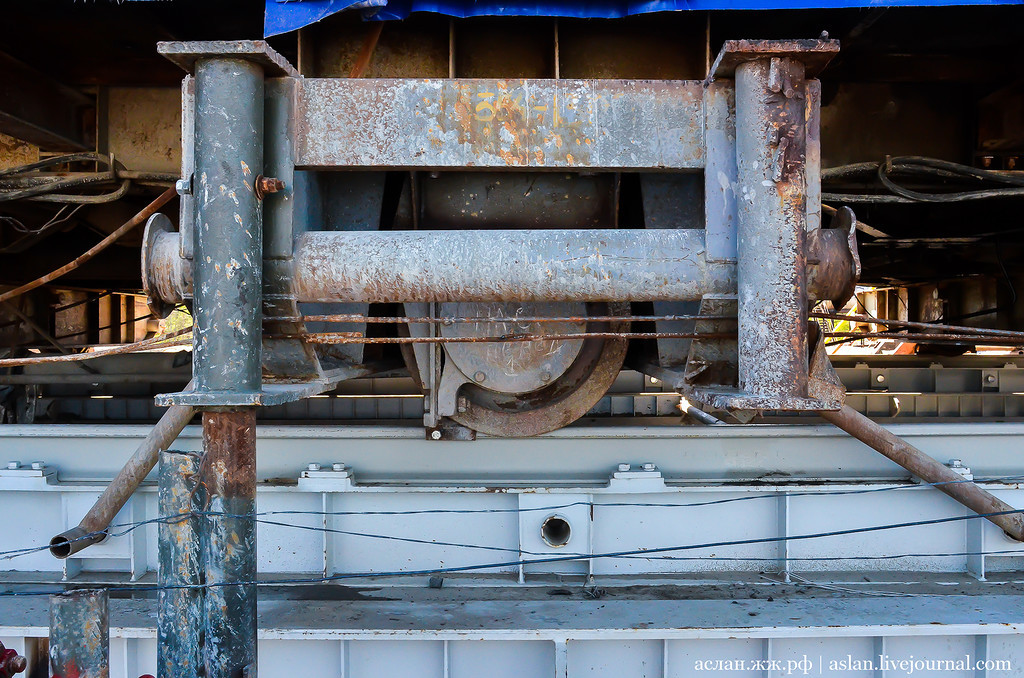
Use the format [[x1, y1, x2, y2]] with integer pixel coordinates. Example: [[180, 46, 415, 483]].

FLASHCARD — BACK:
[[201, 410, 258, 678], [49, 589, 108, 678], [191, 56, 264, 399], [734, 56, 809, 400], [158, 450, 204, 678]]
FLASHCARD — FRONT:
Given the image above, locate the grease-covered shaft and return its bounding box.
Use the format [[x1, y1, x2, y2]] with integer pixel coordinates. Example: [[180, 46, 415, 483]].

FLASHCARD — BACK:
[[822, 405, 1024, 541], [201, 410, 258, 678]]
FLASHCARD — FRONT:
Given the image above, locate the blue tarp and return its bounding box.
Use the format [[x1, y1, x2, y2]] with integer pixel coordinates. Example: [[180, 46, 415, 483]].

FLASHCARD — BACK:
[[265, 0, 1022, 36]]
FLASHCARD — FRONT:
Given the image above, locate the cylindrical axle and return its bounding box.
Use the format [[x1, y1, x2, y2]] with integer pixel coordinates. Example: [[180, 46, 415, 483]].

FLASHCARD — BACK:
[[146, 227, 857, 306]]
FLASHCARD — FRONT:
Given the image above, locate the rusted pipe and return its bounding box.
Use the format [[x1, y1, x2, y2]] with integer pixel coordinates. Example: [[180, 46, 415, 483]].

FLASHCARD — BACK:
[[821, 404, 1024, 541], [145, 227, 857, 307], [49, 384, 196, 558]]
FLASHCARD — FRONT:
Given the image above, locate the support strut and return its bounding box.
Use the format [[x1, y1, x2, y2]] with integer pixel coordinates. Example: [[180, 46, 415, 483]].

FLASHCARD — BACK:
[[822, 405, 1024, 541]]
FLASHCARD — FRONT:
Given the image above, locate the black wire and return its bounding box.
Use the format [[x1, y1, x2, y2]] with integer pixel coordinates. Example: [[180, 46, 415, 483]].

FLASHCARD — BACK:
[[3, 508, 1024, 598]]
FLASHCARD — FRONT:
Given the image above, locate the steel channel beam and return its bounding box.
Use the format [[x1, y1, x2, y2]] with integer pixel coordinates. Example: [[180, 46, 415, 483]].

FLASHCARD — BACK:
[[49, 589, 109, 678], [191, 56, 264, 398], [158, 450, 204, 678], [297, 79, 705, 170], [734, 57, 810, 400], [200, 410, 258, 678]]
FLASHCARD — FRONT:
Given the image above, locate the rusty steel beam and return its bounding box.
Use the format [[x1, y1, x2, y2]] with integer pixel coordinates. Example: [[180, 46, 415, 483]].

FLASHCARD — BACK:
[[200, 410, 258, 678], [734, 55, 810, 402], [297, 78, 705, 170], [50, 393, 196, 558], [821, 405, 1024, 541]]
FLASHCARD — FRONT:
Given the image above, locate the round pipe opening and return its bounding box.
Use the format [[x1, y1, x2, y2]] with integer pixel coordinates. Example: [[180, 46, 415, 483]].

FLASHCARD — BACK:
[[540, 515, 572, 548]]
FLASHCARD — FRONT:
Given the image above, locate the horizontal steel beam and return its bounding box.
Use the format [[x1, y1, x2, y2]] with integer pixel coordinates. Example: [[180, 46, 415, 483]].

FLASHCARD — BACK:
[[290, 229, 730, 303], [0, 50, 91, 150], [297, 79, 705, 170]]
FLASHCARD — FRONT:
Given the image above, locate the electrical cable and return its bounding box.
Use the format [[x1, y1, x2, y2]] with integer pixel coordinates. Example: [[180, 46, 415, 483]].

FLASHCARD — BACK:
[[823, 156, 1024, 203], [3, 507, 1024, 598]]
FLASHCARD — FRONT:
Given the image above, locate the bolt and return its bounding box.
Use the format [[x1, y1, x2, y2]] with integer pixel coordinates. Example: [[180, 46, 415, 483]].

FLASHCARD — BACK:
[[6, 461, 20, 470], [986, 374, 996, 384], [650, 377, 660, 385], [332, 463, 346, 472], [875, 374, 885, 383], [473, 371, 487, 383], [30, 461, 43, 470], [642, 463, 656, 472], [982, 156, 994, 168], [1009, 157, 1018, 170], [618, 463, 631, 472], [307, 463, 322, 472], [175, 177, 192, 196], [255, 175, 286, 199], [540, 371, 551, 383], [430, 430, 442, 440], [457, 397, 468, 414], [949, 459, 963, 468]]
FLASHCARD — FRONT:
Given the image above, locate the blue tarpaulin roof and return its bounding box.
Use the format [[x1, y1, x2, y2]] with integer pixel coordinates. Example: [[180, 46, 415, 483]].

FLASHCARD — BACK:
[[264, 0, 1022, 36]]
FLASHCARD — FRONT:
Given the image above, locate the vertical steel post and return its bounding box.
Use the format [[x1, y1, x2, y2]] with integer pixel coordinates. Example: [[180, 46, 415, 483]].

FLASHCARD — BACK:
[[734, 56, 809, 400], [192, 56, 264, 398], [49, 589, 109, 678], [201, 409, 258, 678], [192, 53, 264, 678], [158, 450, 204, 678]]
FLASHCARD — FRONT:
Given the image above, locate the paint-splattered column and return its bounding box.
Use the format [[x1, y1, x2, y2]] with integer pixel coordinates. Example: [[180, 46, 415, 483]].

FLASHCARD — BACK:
[[192, 53, 263, 678], [50, 589, 109, 678], [734, 54, 809, 401], [192, 55, 264, 397], [155, 40, 293, 678], [711, 39, 838, 407]]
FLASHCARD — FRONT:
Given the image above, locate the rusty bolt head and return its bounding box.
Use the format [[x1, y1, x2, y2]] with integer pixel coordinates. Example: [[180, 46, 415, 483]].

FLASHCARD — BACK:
[[255, 175, 286, 200], [1009, 157, 1018, 170], [982, 156, 994, 168], [457, 397, 468, 414]]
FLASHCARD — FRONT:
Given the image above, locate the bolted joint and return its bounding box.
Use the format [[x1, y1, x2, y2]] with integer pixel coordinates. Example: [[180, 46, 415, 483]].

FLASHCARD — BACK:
[[255, 175, 285, 200], [0, 640, 27, 678]]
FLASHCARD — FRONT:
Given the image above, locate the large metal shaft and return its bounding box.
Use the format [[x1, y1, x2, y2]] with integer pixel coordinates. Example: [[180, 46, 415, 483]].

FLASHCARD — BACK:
[[821, 405, 1024, 541], [147, 226, 856, 308], [50, 395, 196, 558], [734, 57, 809, 400], [201, 410, 258, 678], [291, 229, 733, 303], [49, 589, 109, 678], [158, 450, 204, 678], [192, 57, 264, 395]]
